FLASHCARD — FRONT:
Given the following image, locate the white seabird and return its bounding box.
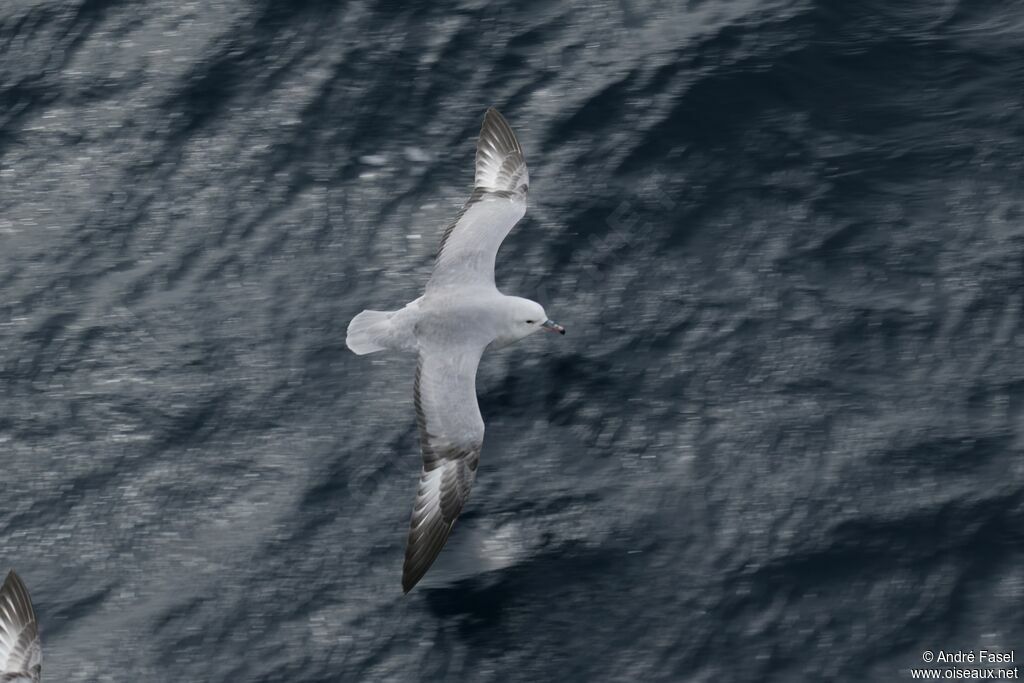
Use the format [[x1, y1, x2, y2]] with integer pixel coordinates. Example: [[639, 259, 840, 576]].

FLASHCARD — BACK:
[[347, 107, 564, 592], [0, 570, 41, 682]]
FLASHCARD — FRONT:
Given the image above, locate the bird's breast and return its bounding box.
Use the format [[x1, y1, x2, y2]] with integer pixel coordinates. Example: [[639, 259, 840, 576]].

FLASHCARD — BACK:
[[414, 293, 504, 346]]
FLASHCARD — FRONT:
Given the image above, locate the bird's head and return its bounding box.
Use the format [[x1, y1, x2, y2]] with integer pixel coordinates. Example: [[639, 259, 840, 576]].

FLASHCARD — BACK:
[[495, 297, 565, 348]]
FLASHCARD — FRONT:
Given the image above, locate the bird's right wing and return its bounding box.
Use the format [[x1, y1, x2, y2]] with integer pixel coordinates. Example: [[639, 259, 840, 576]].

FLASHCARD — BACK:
[[0, 570, 41, 681], [402, 341, 487, 592], [426, 108, 529, 291]]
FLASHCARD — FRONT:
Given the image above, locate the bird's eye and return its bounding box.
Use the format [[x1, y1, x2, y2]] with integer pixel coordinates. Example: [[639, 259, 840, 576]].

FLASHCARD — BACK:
[[525, 319, 535, 324]]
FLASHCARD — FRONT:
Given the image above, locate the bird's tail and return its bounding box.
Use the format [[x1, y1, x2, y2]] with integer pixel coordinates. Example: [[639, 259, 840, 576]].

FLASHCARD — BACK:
[[346, 309, 399, 355]]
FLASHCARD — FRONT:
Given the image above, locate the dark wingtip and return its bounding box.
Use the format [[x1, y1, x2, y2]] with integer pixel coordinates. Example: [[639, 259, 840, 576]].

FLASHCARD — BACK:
[[2, 569, 30, 604], [479, 107, 519, 152], [402, 558, 428, 594], [0, 568, 38, 637]]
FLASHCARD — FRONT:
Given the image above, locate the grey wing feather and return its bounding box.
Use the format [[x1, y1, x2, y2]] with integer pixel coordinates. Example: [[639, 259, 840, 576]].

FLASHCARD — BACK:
[[473, 107, 529, 197], [402, 347, 485, 592], [0, 571, 41, 682], [428, 108, 529, 290]]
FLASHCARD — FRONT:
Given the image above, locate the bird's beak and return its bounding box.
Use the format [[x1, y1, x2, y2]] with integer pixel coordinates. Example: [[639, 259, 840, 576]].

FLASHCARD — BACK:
[[542, 319, 566, 335]]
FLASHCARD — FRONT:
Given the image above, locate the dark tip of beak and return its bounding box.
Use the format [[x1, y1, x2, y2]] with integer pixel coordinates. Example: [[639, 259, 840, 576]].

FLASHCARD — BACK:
[[542, 319, 566, 335]]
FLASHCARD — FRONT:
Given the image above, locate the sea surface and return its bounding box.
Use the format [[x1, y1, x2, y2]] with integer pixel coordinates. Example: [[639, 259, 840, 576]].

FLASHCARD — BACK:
[[1, 1, 1022, 681]]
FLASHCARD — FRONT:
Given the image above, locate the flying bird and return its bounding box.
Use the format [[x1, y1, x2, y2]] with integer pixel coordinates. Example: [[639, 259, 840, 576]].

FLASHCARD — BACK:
[[0, 570, 41, 682], [347, 107, 564, 592]]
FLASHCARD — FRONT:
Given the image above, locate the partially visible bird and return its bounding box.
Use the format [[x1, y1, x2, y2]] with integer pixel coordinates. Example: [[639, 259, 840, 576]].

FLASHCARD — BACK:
[[0, 570, 41, 682]]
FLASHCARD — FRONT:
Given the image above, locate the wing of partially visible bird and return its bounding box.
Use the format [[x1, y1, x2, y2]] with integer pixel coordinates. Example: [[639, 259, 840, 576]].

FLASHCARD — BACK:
[[402, 341, 487, 592], [0, 570, 41, 683], [427, 107, 530, 291]]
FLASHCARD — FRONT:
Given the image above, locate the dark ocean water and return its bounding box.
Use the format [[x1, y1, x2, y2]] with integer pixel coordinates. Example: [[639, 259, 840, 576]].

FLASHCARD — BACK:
[[2, 1, 1023, 681]]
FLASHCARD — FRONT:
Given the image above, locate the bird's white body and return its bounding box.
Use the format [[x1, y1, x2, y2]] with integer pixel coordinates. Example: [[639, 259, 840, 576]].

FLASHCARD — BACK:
[[348, 290, 548, 356], [346, 108, 563, 592]]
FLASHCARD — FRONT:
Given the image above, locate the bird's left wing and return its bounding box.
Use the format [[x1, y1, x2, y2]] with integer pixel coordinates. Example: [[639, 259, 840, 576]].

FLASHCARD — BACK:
[[0, 570, 41, 682], [426, 108, 529, 291], [402, 341, 487, 592]]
